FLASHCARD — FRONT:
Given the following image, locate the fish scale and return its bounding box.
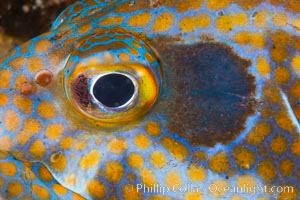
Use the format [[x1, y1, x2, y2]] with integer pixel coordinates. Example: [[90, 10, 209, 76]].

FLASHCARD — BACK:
[[0, 0, 300, 199]]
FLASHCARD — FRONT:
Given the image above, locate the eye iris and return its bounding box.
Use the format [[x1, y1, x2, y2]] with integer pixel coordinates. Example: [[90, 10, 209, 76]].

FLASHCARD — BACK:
[[92, 74, 135, 108]]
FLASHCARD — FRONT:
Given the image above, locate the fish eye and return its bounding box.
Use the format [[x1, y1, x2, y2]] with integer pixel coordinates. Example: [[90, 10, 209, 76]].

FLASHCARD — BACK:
[[90, 72, 138, 112], [62, 30, 161, 125]]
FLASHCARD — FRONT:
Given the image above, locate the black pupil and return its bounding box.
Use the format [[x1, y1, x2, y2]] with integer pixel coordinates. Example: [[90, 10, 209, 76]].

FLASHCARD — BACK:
[[93, 73, 135, 108]]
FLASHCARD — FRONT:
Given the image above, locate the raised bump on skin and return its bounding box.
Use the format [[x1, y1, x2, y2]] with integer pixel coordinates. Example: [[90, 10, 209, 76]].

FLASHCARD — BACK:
[[35, 69, 53, 87]]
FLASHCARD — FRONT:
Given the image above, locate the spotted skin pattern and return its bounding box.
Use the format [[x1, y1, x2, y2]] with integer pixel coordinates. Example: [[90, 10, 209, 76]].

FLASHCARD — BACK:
[[1, 0, 300, 199]]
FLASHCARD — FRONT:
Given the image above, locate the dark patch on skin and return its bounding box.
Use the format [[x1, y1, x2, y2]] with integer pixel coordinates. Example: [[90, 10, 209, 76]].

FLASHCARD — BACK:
[[71, 74, 90, 108], [153, 39, 257, 147]]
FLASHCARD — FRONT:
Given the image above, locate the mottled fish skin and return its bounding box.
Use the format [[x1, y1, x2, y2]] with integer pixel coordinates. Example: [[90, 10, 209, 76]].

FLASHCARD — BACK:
[[0, 0, 300, 199]]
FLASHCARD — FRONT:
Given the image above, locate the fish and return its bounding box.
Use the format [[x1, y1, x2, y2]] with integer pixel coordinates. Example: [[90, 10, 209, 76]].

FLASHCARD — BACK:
[[0, 0, 300, 199]]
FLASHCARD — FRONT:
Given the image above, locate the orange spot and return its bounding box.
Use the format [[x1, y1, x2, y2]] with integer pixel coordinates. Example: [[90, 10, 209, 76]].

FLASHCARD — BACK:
[[277, 187, 298, 200], [60, 137, 73, 150], [105, 161, 124, 184], [165, 170, 182, 188], [208, 152, 230, 173], [7, 180, 24, 198], [293, 18, 300, 31], [216, 13, 248, 33], [179, 14, 211, 33], [247, 122, 272, 145], [279, 159, 294, 177], [0, 162, 17, 176], [270, 135, 287, 154], [127, 12, 151, 27], [107, 138, 128, 154], [17, 118, 41, 145], [274, 67, 290, 84], [50, 152, 67, 172], [272, 13, 288, 27], [134, 134, 151, 150], [233, 32, 265, 49], [291, 140, 300, 156], [8, 57, 26, 71], [13, 95, 33, 114], [257, 161, 276, 181], [14, 75, 31, 92], [186, 164, 207, 182], [270, 32, 290, 63], [27, 57, 44, 74], [256, 56, 271, 77], [0, 136, 13, 151], [185, 192, 203, 200], [150, 151, 167, 169], [140, 168, 157, 186], [35, 40, 53, 54], [32, 184, 50, 199], [29, 140, 46, 158], [161, 137, 189, 162], [176, 0, 203, 12], [206, 0, 231, 10], [38, 166, 53, 182], [270, 47, 287, 64], [0, 70, 12, 89], [145, 121, 161, 136], [236, 175, 257, 191], [79, 150, 101, 170], [77, 23, 92, 35], [118, 53, 130, 62], [3, 110, 20, 132], [37, 101, 56, 119], [45, 123, 64, 141], [253, 11, 268, 27], [271, 31, 290, 47], [152, 12, 174, 32], [122, 184, 142, 200], [262, 84, 281, 104], [0, 93, 8, 106], [290, 80, 300, 98], [236, 0, 262, 10], [99, 16, 123, 26], [275, 111, 294, 132], [87, 180, 106, 199], [127, 153, 144, 169], [53, 184, 68, 196], [72, 193, 86, 200], [291, 55, 300, 74], [233, 146, 256, 169]]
